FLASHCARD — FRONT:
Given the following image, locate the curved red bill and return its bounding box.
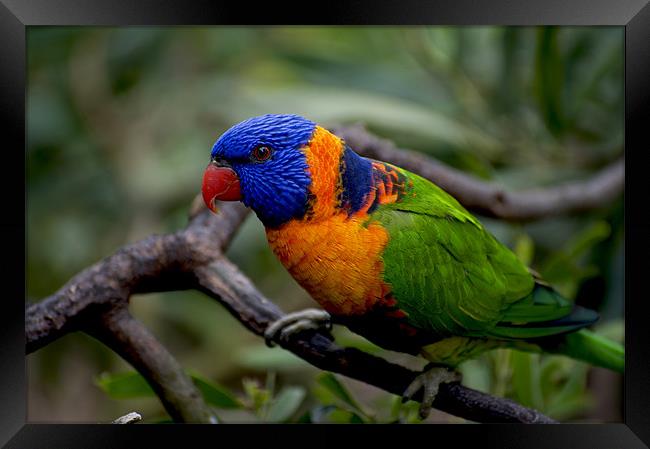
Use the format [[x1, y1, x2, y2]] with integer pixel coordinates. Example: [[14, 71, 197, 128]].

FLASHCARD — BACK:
[[202, 164, 242, 211]]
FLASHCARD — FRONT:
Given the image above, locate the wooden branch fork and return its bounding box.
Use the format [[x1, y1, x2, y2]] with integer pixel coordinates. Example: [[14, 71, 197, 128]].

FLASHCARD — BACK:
[[26, 126, 624, 424]]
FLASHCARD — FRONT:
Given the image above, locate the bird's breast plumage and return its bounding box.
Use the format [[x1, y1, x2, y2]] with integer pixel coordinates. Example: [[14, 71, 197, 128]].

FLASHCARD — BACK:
[[265, 214, 392, 316]]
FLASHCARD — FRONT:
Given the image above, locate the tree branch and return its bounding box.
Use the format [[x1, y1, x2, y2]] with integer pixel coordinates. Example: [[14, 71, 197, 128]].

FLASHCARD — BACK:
[[193, 258, 554, 423], [26, 203, 556, 423], [84, 306, 217, 424], [25, 126, 622, 424], [331, 123, 624, 221], [25, 202, 250, 355]]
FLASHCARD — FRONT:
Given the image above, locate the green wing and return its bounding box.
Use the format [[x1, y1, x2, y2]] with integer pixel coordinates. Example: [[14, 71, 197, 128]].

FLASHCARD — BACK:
[[371, 166, 593, 340]]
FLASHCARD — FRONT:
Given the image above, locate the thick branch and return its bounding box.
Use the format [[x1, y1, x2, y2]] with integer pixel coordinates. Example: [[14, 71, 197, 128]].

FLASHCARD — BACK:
[[193, 258, 555, 423], [25, 204, 250, 423], [26, 232, 191, 353], [27, 205, 556, 423], [332, 124, 624, 221], [85, 306, 217, 423], [26, 202, 250, 353]]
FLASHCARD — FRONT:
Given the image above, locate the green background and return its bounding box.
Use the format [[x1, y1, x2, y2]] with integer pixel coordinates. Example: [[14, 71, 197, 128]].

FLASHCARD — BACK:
[[27, 26, 624, 423]]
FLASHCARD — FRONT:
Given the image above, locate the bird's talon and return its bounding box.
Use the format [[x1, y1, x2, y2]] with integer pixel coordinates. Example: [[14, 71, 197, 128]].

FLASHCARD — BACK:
[[402, 366, 461, 420], [264, 335, 277, 348], [264, 309, 331, 347]]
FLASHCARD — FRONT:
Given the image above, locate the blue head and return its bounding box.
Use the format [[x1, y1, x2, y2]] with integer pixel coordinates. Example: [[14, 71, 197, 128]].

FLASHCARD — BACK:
[[208, 114, 317, 227]]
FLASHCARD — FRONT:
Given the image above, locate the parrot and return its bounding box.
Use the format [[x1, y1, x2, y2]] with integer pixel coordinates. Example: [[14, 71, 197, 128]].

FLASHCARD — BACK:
[[201, 114, 624, 418]]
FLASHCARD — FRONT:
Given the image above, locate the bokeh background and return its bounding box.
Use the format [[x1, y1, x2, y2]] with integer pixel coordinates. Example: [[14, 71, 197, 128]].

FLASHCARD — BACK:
[[27, 26, 624, 423]]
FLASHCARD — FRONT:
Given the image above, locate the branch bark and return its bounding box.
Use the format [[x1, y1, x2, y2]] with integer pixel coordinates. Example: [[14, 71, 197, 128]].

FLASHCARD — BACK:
[[331, 123, 624, 221], [26, 203, 556, 423], [25, 127, 622, 424], [85, 306, 217, 423], [193, 258, 554, 423]]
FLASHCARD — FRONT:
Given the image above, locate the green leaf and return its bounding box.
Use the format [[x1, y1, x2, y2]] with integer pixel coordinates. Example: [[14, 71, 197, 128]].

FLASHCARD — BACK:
[[236, 345, 310, 371], [511, 351, 544, 411], [539, 220, 611, 297], [495, 28, 521, 113], [265, 387, 306, 422], [151, 419, 174, 424], [564, 221, 611, 261], [316, 373, 364, 414], [95, 371, 155, 399], [534, 27, 566, 136], [190, 373, 242, 409], [514, 233, 535, 267], [547, 361, 589, 408], [242, 378, 271, 412], [308, 405, 337, 423], [539, 356, 567, 398], [96, 370, 242, 409], [387, 394, 427, 424], [595, 319, 624, 343], [296, 410, 313, 423], [330, 327, 384, 354], [310, 405, 367, 424], [489, 348, 513, 398], [348, 412, 366, 424], [389, 395, 403, 422], [546, 395, 592, 421], [458, 358, 491, 393]]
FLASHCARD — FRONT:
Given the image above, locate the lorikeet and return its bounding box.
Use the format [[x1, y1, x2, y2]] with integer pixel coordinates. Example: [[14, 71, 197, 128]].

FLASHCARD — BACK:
[[201, 114, 624, 418]]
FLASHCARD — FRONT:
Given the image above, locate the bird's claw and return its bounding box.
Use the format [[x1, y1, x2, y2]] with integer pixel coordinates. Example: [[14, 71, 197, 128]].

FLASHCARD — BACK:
[[402, 365, 462, 420], [264, 309, 332, 347]]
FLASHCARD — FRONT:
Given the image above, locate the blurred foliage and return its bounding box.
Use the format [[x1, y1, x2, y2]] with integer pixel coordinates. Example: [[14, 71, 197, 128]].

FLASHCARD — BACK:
[[27, 26, 623, 423]]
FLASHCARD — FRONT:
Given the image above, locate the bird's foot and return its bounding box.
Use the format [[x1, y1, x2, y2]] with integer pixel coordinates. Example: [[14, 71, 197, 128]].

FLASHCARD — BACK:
[[402, 364, 462, 420], [264, 309, 332, 347]]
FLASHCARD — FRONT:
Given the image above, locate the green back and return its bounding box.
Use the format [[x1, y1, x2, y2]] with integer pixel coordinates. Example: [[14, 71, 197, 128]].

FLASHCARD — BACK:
[[371, 167, 537, 338]]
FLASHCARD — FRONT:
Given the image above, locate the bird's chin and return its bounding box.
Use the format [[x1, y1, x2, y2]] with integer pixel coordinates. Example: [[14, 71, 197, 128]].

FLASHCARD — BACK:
[[202, 164, 242, 212]]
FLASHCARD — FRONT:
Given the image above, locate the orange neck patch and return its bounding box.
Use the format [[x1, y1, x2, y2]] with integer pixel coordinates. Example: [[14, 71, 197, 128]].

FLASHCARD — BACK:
[[300, 126, 345, 222]]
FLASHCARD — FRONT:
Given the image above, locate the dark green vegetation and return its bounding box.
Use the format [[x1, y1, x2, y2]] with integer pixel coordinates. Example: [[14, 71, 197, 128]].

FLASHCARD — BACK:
[[27, 27, 623, 423]]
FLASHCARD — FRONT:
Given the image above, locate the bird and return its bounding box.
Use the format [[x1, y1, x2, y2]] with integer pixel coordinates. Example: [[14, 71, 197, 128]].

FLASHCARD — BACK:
[[201, 113, 624, 419]]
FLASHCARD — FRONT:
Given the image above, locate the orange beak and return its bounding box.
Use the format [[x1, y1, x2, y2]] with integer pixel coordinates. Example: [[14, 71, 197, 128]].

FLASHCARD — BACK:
[[201, 163, 242, 212]]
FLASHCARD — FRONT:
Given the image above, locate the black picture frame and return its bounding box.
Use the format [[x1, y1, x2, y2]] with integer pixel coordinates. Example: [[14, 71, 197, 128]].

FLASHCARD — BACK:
[[3, 1, 649, 448]]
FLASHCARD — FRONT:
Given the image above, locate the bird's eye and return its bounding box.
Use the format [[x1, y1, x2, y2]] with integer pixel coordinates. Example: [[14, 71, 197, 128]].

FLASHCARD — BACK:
[[251, 145, 273, 162]]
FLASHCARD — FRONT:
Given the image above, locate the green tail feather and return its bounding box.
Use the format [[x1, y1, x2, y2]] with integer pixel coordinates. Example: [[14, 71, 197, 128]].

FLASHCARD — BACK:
[[546, 328, 624, 373]]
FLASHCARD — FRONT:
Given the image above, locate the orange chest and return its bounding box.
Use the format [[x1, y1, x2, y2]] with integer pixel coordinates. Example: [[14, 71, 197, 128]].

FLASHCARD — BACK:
[[265, 215, 391, 316]]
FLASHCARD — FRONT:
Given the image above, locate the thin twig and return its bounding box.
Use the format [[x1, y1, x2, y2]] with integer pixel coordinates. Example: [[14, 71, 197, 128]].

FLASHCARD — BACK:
[[332, 123, 624, 221]]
